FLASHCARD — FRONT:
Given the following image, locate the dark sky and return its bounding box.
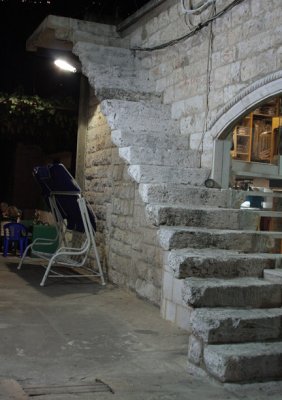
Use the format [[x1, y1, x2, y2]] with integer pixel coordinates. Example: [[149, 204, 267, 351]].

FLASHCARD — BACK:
[[0, 0, 151, 96]]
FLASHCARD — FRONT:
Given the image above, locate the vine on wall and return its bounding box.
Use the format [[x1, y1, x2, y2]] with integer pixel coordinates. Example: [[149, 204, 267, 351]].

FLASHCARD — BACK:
[[0, 91, 77, 151]]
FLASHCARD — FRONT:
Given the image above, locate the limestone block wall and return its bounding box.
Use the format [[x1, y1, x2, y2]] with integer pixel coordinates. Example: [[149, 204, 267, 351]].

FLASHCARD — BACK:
[[84, 90, 162, 304], [76, 0, 281, 308], [126, 0, 282, 168]]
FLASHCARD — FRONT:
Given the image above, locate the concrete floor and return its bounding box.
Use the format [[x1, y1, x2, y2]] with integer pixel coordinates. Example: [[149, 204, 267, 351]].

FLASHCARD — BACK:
[[0, 256, 281, 400]]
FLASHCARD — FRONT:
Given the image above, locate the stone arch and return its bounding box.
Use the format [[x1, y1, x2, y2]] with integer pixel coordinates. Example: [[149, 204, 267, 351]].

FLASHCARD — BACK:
[[209, 72, 282, 188]]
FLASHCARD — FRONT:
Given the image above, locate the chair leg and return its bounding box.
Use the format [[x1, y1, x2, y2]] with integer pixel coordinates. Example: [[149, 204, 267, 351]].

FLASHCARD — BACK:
[[40, 256, 56, 286], [18, 242, 32, 269], [3, 239, 8, 257], [19, 239, 23, 258]]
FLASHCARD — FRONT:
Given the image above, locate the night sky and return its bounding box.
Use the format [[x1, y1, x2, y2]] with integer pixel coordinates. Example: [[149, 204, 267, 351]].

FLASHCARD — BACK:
[[0, 0, 151, 96]]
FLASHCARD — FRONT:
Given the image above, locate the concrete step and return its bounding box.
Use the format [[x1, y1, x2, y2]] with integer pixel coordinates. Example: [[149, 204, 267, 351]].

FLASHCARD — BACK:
[[101, 100, 178, 133], [128, 165, 210, 184], [146, 205, 259, 229], [112, 130, 191, 149], [119, 146, 201, 167], [191, 308, 282, 344], [264, 268, 282, 283], [159, 226, 282, 251], [167, 248, 277, 278], [204, 341, 282, 382], [182, 277, 282, 308], [139, 183, 230, 207]]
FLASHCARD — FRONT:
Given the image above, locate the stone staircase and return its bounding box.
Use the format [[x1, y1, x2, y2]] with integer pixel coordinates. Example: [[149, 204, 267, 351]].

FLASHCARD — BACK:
[[73, 38, 282, 384], [142, 186, 282, 383], [153, 199, 282, 383]]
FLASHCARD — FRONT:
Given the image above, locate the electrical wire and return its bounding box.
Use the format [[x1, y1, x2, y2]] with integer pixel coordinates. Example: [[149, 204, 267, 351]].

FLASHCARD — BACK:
[[184, 0, 217, 29], [184, 0, 196, 28], [198, 0, 215, 157], [181, 0, 215, 15], [132, 0, 245, 52]]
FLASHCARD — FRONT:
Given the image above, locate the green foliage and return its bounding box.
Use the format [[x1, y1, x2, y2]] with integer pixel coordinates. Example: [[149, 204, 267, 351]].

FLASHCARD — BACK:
[[0, 91, 78, 151]]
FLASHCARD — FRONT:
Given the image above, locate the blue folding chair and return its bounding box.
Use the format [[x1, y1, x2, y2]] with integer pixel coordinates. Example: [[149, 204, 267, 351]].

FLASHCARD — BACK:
[[3, 223, 29, 257]]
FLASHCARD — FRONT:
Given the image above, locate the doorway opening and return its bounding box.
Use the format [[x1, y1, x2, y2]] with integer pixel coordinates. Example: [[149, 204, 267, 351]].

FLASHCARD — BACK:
[[210, 73, 282, 189], [230, 95, 282, 188]]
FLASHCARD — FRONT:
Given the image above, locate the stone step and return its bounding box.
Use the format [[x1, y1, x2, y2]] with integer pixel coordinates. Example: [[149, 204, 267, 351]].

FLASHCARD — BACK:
[[128, 165, 210, 184], [159, 226, 282, 251], [95, 87, 161, 102], [119, 146, 201, 167], [167, 248, 277, 279], [146, 205, 259, 229], [101, 100, 178, 133], [182, 277, 282, 308], [191, 308, 282, 344], [204, 341, 282, 383], [75, 43, 158, 100], [75, 42, 134, 67], [112, 130, 190, 149], [73, 31, 123, 47], [88, 65, 157, 96], [264, 268, 282, 283], [139, 183, 230, 207]]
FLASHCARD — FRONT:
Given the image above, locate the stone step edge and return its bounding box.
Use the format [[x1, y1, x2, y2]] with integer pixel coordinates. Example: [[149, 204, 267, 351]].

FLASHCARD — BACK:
[[203, 341, 282, 383], [190, 307, 282, 343], [160, 227, 282, 251], [139, 183, 231, 206], [160, 225, 282, 237], [119, 147, 200, 167], [182, 277, 282, 308], [112, 129, 183, 147], [128, 165, 210, 184], [167, 247, 282, 259], [166, 249, 279, 279], [147, 203, 282, 216], [264, 269, 282, 283]]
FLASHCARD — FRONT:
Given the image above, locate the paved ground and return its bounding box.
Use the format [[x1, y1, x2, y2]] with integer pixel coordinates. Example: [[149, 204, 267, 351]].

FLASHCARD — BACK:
[[0, 256, 281, 399]]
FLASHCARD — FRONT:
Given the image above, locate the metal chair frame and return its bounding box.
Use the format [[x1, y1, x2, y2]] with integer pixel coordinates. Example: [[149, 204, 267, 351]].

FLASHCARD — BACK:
[[18, 164, 105, 287]]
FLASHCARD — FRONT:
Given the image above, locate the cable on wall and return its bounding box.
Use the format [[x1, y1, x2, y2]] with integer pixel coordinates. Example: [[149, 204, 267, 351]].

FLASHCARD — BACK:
[[197, 0, 215, 159], [181, 0, 215, 15], [132, 0, 245, 52], [183, 0, 216, 33]]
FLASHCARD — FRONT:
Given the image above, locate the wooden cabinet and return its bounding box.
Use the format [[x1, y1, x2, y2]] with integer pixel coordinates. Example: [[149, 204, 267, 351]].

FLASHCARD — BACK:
[[232, 99, 281, 164], [232, 118, 252, 161], [252, 113, 273, 162]]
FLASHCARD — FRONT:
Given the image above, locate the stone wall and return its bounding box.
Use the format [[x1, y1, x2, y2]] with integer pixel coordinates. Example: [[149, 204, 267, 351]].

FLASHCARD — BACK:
[[79, 0, 282, 307], [127, 0, 282, 168], [84, 90, 162, 304]]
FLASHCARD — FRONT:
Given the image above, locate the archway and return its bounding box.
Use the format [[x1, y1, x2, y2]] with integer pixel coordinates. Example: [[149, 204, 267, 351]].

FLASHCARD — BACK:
[[209, 72, 282, 188]]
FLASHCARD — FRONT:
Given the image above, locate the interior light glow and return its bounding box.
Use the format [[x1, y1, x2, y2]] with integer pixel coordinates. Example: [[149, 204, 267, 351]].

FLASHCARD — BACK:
[[54, 59, 77, 73]]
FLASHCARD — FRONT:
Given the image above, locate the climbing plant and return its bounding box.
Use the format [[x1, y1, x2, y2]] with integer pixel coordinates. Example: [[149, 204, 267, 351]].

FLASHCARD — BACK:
[[0, 91, 78, 152]]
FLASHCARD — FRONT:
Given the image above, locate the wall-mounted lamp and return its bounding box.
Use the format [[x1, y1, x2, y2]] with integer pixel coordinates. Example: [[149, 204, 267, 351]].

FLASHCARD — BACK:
[[54, 59, 77, 73]]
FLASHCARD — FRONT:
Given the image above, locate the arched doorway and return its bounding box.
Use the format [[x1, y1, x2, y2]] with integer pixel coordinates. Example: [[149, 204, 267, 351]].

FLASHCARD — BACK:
[[230, 95, 282, 187], [210, 72, 282, 189]]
